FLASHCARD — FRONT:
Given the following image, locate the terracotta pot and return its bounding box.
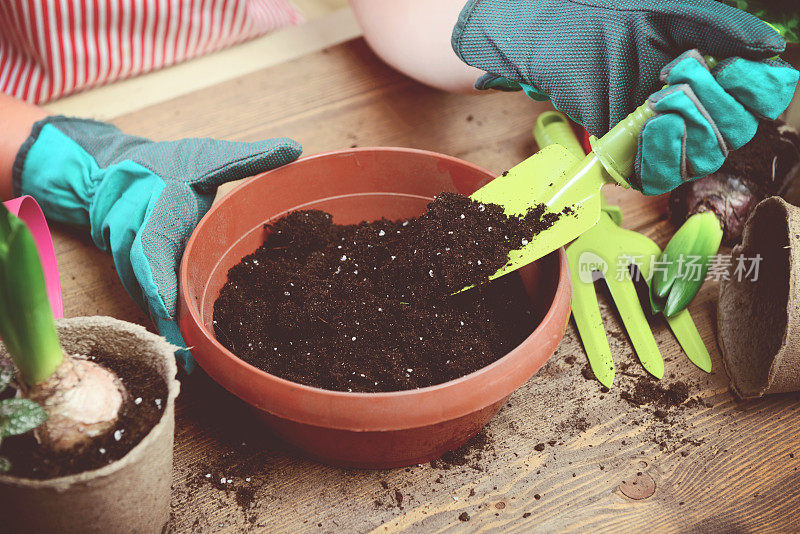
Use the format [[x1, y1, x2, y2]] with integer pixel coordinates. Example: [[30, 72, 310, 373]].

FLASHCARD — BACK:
[[0, 317, 180, 533], [179, 148, 572, 468]]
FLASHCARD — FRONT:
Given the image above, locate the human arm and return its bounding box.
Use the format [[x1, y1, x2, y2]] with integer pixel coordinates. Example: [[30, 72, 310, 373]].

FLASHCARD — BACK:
[[0, 94, 47, 200], [350, 0, 483, 93]]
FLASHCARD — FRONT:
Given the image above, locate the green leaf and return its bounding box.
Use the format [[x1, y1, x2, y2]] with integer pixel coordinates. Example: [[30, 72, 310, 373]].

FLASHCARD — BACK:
[[0, 398, 47, 437], [651, 212, 722, 316], [720, 0, 800, 42], [0, 359, 13, 393], [0, 203, 63, 386], [0, 456, 10, 473]]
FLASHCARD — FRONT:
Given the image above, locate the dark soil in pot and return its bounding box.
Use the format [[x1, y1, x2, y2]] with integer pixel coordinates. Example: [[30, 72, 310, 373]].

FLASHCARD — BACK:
[[213, 193, 567, 392], [1, 351, 167, 479]]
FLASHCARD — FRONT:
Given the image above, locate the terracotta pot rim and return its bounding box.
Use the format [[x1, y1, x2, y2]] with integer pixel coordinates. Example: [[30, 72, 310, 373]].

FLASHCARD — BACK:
[[180, 147, 572, 430], [0, 316, 180, 489]]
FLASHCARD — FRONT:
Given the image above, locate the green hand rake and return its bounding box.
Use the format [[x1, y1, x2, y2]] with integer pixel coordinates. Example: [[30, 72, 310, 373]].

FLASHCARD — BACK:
[[533, 112, 712, 387]]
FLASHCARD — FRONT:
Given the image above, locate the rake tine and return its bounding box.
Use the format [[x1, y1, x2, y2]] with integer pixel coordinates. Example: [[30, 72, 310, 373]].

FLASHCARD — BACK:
[[637, 242, 713, 373], [537, 110, 708, 385], [665, 308, 713, 372], [570, 268, 616, 387], [604, 273, 665, 380]]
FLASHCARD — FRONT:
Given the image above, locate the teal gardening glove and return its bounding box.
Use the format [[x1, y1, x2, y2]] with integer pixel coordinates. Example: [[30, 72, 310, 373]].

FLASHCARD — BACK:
[[12, 117, 302, 371], [452, 0, 799, 195]]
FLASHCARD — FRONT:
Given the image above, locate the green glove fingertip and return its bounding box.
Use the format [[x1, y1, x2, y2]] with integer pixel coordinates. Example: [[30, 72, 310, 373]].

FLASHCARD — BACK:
[[662, 51, 758, 150], [650, 86, 727, 177], [637, 113, 686, 196], [714, 57, 800, 121], [474, 74, 549, 101]]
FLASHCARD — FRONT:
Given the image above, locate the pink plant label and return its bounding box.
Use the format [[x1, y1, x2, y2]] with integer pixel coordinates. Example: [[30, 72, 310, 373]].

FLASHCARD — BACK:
[[3, 196, 63, 319]]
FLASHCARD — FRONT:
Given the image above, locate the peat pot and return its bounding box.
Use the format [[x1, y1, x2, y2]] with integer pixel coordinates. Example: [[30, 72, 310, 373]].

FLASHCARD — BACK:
[[0, 317, 180, 533], [179, 148, 572, 468]]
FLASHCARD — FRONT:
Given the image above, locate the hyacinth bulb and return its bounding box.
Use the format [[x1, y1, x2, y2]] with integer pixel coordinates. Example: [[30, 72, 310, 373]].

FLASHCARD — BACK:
[[0, 203, 125, 452]]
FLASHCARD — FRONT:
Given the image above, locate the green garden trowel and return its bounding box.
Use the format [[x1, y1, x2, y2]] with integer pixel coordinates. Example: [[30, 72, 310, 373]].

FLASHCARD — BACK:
[[470, 102, 654, 281], [533, 111, 712, 387]]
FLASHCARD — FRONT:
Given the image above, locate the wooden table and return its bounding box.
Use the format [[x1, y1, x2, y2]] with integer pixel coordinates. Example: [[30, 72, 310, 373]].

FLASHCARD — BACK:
[[51, 38, 800, 532]]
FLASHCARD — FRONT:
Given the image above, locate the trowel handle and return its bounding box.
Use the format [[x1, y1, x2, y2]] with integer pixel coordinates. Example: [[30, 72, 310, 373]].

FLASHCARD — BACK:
[[589, 102, 653, 187], [534, 112, 623, 225], [590, 55, 720, 187], [533, 111, 585, 160]]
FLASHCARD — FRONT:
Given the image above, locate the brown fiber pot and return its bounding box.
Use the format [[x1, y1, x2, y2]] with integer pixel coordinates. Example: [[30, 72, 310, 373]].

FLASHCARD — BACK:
[[718, 197, 800, 398], [0, 316, 180, 533], [179, 147, 572, 468]]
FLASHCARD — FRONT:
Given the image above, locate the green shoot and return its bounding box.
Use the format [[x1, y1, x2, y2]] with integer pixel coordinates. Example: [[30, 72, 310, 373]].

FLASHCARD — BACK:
[[651, 212, 723, 317], [0, 203, 63, 386]]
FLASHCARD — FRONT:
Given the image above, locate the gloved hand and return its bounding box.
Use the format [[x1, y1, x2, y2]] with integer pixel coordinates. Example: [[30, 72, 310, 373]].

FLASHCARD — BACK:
[[452, 0, 789, 135], [635, 50, 798, 194], [452, 0, 798, 195], [12, 116, 302, 370]]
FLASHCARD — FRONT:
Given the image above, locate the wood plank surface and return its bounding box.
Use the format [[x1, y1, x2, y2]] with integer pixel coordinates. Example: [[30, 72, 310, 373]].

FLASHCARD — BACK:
[[49, 38, 800, 532]]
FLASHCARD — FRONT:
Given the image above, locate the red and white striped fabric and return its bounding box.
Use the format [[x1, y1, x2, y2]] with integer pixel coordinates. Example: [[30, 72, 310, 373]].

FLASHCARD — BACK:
[[0, 0, 303, 103]]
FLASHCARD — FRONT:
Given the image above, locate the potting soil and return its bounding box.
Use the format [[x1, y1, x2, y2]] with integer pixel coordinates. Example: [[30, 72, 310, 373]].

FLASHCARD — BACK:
[[716, 118, 800, 193], [213, 192, 566, 392], [1, 351, 168, 478]]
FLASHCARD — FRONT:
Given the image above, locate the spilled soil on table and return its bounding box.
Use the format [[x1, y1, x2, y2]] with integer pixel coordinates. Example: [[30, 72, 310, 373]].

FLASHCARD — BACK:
[[214, 192, 570, 392]]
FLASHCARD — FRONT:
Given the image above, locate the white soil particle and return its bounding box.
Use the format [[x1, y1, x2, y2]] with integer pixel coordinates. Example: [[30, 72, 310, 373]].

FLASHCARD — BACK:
[[134, 397, 142, 405]]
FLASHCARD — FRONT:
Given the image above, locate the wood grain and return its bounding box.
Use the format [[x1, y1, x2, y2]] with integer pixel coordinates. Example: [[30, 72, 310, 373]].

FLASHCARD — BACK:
[[49, 39, 800, 532]]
